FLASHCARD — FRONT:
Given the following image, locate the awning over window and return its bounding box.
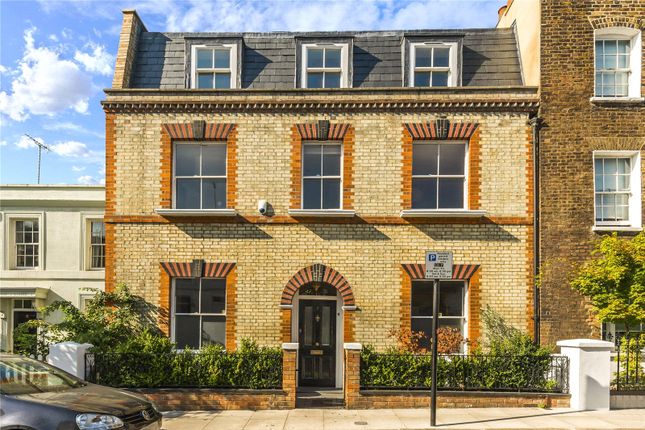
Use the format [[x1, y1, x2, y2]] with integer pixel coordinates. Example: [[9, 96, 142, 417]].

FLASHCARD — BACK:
[[0, 287, 49, 300]]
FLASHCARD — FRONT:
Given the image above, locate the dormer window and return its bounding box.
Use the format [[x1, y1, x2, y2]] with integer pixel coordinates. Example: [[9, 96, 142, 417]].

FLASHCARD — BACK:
[[410, 42, 458, 87], [301, 43, 349, 88], [594, 28, 642, 99], [191, 45, 238, 89]]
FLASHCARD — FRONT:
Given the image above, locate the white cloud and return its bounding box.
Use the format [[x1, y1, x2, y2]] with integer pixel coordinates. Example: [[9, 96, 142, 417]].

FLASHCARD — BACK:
[[74, 43, 114, 76], [77, 175, 96, 184], [42, 121, 103, 138], [0, 140, 7, 146], [15, 135, 44, 149], [133, 0, 498, 32], [50, 140, 92, 158], [0, 65, 7, 74], [72, 165, 86, 172], [0, 28, 93, 122], [77, 175, 105, 185]]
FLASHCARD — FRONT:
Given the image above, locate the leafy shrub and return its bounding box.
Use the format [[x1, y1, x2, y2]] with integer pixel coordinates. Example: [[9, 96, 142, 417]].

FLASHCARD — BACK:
[[388, 327, 466, 354], [361, 309, 562, 392], [14, 284, 160, 357], [91, 339, 282, 389]]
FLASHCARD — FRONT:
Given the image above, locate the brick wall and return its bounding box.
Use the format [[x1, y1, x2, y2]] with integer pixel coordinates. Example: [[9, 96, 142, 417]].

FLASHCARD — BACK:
[[539, 0, 645, 344], [106, 100, 536, 348]]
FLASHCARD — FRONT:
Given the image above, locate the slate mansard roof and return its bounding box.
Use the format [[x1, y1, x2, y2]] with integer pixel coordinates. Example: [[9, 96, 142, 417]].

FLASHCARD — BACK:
[[130, 28, 524, 90]]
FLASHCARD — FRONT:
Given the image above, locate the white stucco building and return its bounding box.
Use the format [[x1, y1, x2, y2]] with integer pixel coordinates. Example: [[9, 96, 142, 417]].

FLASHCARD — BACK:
[[0, 185, 105, 351]]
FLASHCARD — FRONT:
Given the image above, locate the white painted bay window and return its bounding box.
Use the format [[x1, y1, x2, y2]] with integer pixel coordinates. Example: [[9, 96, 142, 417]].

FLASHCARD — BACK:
[[172, 278, 226, 349], [174, 142, 227, 210]]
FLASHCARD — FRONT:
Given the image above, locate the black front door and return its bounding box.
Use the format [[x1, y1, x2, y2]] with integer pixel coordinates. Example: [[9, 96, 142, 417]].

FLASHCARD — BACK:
[[298, 300, 336, 387]]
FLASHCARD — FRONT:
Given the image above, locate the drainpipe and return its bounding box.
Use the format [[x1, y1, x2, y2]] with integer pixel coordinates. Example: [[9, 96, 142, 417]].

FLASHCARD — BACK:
[[528, 116, 543, 345]]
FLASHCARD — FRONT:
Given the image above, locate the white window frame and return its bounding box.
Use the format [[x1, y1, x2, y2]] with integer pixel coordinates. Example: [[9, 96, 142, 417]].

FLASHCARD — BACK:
[[84, 219, 105, 271], [301, 43, 350, 89], [8, 216, 42, 270], [301, 141, 344, 210], [410, 279, 468, 348], [170, 277, 227, 349], [191, 44, 238, 89], [593, 150, 642, 230], [409, 42, 459, 88], [593, 27, 642, 99], [173, 141, 228, 210], [411, 140, 469, 210]]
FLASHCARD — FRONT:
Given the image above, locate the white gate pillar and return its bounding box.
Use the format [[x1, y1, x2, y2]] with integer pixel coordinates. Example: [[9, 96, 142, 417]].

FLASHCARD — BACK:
[[557, 338, 614, 410], [47, 342, 93, 380]]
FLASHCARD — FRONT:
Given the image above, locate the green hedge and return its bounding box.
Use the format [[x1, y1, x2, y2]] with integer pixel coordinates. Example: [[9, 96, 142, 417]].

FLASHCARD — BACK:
[[360, 346, 564, 392], [89, 341, 282, 389]]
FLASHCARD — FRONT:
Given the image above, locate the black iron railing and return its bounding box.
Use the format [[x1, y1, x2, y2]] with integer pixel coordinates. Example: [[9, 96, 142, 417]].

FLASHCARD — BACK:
[[612, 332, 645, 392], [360, 353, 569, 393], [84, 350, 282, 389]]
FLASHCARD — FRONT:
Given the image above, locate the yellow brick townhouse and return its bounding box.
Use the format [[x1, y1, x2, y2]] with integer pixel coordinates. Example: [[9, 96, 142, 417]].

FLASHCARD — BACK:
[[104, 10, 538, 388]]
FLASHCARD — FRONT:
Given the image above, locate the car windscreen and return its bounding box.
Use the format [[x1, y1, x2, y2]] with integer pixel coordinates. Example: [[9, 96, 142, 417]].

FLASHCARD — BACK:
[[0, 356, 84, 395]]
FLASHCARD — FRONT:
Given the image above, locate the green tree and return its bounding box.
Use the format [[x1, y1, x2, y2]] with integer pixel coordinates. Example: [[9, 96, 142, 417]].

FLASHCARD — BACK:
[[570, 232, 645, 332], [14, 283, 160, 357]]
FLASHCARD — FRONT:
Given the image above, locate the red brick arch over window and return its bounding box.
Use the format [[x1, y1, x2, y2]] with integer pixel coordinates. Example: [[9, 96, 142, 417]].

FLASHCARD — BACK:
[[281, 264, 355, 307]]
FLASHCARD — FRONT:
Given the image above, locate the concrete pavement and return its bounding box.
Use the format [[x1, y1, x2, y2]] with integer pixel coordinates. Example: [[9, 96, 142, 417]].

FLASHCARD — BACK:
[[161, 407, 645, 429]]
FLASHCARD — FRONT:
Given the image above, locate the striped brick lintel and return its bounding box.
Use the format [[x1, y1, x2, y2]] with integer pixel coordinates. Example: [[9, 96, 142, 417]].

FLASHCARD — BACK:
[[295, 123, 350, 141], [162, 123, 235, 140], [161, 261, 236, 278], [402, 263, 480, 280], [281, 264, 355, 306], [404, 122, 479, 140]]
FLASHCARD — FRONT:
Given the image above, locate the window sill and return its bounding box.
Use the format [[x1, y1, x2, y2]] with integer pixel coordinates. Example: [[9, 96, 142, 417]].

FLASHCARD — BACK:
[[592, 225, 643, 233], [288, 209, 356, 218], [155, 208, 237, 217], [590, 96, 645, 105], [400, 209, 487, 218]]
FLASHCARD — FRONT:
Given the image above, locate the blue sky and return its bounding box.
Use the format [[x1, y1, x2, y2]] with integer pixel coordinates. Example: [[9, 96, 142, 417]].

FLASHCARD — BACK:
[[0, 0, 501, 185]]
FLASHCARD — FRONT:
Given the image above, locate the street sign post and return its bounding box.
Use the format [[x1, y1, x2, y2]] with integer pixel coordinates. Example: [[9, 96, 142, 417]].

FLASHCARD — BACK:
[[425, 251, 453, 427]]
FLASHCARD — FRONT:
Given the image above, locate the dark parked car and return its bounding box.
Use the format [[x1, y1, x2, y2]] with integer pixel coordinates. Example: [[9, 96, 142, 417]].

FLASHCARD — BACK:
[[0, 354, 162, 430]]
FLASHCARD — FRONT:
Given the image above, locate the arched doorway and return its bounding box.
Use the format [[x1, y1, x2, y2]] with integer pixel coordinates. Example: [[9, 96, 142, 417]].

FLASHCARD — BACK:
[[280, 264, 356, 388]]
